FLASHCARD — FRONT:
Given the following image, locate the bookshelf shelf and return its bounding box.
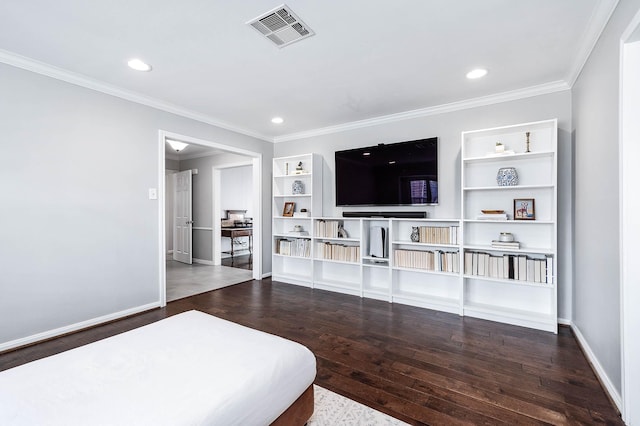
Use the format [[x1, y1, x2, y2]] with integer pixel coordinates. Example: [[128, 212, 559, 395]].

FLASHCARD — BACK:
[[393, 266, 459, 277], [462, 274, 554, 288], [461, 119, 558, 333], [462, 184, 554, 191]]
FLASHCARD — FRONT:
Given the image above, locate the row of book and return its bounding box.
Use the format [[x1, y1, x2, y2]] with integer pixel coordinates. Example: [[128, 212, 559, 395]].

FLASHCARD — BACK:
[[394, 249, 460, 273], [414, 226, 459, 245], [315, 242, 360, 263], [315, 220, 342, 238], [275, 238, 310, 258], [464, 251, 553, 284]]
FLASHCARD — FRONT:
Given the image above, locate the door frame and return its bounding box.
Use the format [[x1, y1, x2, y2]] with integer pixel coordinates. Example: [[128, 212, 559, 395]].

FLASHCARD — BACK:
[[619, 11, 640, 424], [157, 130, 263, 307]]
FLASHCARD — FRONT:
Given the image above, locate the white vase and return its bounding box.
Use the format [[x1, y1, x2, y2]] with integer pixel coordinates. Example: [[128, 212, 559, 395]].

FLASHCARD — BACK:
[[292, 180, 304, 194]]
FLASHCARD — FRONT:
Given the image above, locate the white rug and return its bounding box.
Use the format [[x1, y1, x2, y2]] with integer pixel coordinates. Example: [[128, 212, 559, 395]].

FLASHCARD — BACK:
[[308, 385, 409, 426]]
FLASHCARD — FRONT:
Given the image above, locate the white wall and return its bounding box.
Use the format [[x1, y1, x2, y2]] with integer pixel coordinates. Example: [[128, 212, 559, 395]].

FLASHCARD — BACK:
[[274, 91, 573, 321], [572, 0, 640, 405], [0, 62, 273, 349]]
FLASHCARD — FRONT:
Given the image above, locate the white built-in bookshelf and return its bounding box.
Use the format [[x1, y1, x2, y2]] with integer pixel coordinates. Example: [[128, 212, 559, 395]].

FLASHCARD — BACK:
[[461, 119, 558, 333], [272, 153, 322, 286], [272, 119, 558, 333]]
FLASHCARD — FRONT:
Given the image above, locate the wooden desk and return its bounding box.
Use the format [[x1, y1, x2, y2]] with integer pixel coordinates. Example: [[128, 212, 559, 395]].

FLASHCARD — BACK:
[[221, 227, 252, 261]]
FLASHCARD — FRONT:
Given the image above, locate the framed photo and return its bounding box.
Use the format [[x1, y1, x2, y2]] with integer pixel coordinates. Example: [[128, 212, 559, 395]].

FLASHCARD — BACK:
[[514, 198, 535, 220], [282, 202, 295, 217]]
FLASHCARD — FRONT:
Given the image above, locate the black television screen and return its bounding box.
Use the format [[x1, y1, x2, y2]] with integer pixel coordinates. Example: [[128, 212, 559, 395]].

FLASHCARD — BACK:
[[335, 137, 438, 206]]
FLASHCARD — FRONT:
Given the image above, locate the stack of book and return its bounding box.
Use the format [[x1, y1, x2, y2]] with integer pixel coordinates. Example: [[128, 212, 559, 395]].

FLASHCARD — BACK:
[[477, 210, 508, 220], [491, 240, 520, 249]]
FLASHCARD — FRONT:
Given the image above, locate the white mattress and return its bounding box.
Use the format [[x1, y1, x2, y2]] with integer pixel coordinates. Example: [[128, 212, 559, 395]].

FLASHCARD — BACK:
[[0, 310, 316, 425]]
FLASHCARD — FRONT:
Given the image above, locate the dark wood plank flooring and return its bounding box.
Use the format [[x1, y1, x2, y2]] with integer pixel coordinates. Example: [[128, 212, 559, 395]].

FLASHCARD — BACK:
[[221, 253, 252, 270], [0, 279, 622, 425]]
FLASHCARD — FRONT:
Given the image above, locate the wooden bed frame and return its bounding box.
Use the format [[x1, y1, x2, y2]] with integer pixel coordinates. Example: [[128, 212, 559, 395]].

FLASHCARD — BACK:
[[271, 385, 314, 425]]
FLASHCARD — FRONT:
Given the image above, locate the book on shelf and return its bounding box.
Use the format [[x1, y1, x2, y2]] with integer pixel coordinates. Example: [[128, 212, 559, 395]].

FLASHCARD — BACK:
[[463, 250, 553, 284], [315, 219, 341, 238], [394, 248, 459, 273], [415, 225, 459, 245], [275, 238, 310, 257], [477, 213, 508, 220], [490, 240, 520, 249], [315, 241, 360, 263]]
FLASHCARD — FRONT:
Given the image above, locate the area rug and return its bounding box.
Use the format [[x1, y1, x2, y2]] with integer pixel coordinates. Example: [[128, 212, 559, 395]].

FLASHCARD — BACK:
[[308, 385, 409, 425]]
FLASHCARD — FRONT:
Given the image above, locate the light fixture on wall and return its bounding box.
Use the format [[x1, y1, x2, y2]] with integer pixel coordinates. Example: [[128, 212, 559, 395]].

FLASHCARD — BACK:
[[167, 139, 188, 152]]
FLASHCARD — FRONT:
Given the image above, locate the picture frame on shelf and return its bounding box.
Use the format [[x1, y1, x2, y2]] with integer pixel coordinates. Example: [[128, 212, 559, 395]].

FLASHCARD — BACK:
[[282, 202, 295, 217], [514, 198, 535, 220]]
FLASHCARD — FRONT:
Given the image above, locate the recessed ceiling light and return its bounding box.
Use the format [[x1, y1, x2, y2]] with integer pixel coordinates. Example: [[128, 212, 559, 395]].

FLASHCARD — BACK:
[[127, 58, 152, 72], [362, 152, 371, 156], [271, 117, 284, 124], [388, 161, 396, 165], [166, 140, 188, 152], [466, 68, 488, 79]]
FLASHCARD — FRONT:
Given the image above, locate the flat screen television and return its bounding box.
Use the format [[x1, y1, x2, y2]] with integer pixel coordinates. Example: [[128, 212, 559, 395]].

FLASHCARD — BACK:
[[335, 137, 438, 206]]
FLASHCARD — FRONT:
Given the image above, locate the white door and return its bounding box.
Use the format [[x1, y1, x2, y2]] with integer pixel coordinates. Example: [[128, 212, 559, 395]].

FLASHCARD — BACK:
[[173, 170, 193, 264]]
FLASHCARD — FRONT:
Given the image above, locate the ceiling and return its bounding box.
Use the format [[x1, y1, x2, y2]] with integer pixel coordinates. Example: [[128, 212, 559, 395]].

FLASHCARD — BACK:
[[0, 1, 617, 142]]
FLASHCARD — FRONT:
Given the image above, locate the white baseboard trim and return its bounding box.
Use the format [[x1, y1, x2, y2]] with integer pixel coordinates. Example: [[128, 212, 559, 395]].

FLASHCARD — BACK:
[[558, 317, 571, 326], [570, 322, 623, 412], [193, 258, 215, 266], [0, 302, 160, 353], [262, 272, 272, 279]]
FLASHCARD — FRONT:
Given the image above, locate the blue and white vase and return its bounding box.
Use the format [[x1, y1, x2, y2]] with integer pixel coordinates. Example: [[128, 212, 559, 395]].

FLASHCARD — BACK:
[[292, 180, 305, 194], [496, 167, 518, 186]]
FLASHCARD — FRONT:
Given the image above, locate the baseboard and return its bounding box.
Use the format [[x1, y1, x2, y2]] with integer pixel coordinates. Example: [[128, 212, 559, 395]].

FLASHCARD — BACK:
[[558, 317, 571, 326], [167, 250, 174, 255], [570, 322, 623, 412], [193, 258, 215, 265], [262, 272, 272, 279], [0, 302, 160, 353]]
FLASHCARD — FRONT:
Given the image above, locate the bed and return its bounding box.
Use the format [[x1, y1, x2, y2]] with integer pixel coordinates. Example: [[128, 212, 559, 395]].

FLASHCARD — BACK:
[[0, 310, 316, 425]]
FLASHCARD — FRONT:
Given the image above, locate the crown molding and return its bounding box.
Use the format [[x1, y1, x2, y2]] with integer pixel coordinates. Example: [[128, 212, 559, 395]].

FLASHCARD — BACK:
[[0, 49, 272, 143], [273, 80, 570, 143], [565, 0, 619, 87]]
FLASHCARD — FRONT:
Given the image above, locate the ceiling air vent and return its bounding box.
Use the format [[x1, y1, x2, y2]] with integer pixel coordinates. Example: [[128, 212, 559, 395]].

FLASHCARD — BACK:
[[247, 4, 314, 48]]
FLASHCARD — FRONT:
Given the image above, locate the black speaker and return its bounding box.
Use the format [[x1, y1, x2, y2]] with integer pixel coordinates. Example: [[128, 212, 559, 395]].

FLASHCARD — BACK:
[[342, 211, 427, 218]]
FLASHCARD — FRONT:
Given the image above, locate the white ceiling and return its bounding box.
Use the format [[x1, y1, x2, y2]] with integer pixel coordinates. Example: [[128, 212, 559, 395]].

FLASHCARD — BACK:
[[0, 1, 617, 142]]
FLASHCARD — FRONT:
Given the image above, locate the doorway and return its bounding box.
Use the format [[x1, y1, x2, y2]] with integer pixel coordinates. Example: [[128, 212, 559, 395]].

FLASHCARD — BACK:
[[158, 130, 262, 305]]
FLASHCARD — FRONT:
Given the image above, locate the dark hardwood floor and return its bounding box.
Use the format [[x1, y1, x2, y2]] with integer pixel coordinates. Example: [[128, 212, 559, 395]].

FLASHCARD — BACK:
[[221, 253, 253, 270], [0, 279, 622, 425]]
